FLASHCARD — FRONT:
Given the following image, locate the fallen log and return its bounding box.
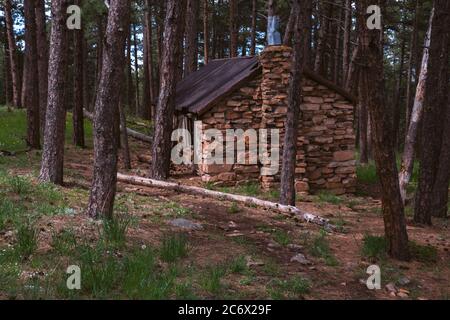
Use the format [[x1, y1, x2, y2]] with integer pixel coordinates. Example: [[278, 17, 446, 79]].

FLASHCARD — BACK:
[[83, 109, 153, 144], [117, 173, 336, 231]]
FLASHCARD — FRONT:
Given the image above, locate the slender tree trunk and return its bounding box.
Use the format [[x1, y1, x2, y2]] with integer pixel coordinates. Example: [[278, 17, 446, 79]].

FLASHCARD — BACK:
[[358, 0, 409, 260], [203, 0, 209, 63], [342, 0, 351, 85], [119, 103, 132, 170], [229, 0, 238, 57], [73, 2, 85, 148], [151, 0, 186, 180], [314, 0, 327, 74], [358, 80, 369, 164], [133, 23, 140, 115], [431, 98, 450, 218], [126, 30, 135, 110], [280, 0, 307, 206], [35, 0, 48, 133], [24, 0, 40, 149], [4, 0, 21, 108], [404, 0, 419, 132], [142, 2, 152, 120], [415, 1, 450, 225], [250, 0, 257, 56], [399, 8, 434, 203], [283, 5, 296, 46], [185, 0, 199, 75], [39, 0, 69, 184], [87, 0, 130, 219], [393, 27, 406, 150]]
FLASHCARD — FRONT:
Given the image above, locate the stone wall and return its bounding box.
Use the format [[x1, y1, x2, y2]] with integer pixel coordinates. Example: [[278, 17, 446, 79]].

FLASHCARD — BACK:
[[197, 46, 356, 194]]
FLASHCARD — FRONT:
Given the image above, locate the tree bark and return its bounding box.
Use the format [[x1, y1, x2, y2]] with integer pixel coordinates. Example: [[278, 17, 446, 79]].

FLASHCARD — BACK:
[[203, 0, 209, 63], [142, 0, 154, 120], [185, 0, 198, 75], [399, 8, 433, 204], [280, 0, 307, 206], [132, 22, 140, 115], [283, 5, 296, 46], [119, 103, 132, 170], [358, 0, 410, 261], [39, 0, 69, 184], [24, 0, 40, 149], [150, 0, 186, 180], [250, 0, 257, 56], [342, 0, 351, 85], [415, 1, 450, 225], [86, 0, 130, 219], [73, 1, 85, 148], [4, 0, 21, 108], [35, 0, 48, 133], [229, 0, 238, 57]]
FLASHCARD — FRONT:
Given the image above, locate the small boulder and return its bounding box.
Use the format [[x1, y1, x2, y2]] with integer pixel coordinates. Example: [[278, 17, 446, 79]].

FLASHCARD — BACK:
[[169, 218, 203, 231], [290, 253, 311, 265]]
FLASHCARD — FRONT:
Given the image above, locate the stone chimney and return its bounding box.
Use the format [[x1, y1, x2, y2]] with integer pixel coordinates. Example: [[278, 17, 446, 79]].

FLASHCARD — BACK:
[[258, 45, 309, 193]]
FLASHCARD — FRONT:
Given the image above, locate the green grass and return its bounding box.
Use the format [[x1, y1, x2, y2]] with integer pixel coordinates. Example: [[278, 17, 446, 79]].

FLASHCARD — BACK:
[[0, 107, 27, 152], [309, 230, 338, 266], [361, 235, 387, 260], [227, 202, 241, 214], [273, 229, 291, 246], [219, 182, 261, 197], [227, 255, 249, 275], [101, 213, 132, 248], [317, 191, 344, 205], [159, 233, 189, 263], [268, 276, 310, 299], [362, 235, 438, 263], [200, 264, 227, 295], [356, 156, 420, 186], [15, 222, 39, 259], [409, 241, 438, 263]]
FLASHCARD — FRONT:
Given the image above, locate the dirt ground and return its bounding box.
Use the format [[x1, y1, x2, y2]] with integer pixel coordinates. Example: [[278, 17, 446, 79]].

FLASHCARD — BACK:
[[2, 137, 450, 300]]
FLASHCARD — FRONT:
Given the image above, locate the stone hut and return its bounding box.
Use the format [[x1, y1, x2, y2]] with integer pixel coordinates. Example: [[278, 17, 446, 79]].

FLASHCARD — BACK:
[[175, 46, 356, 195]]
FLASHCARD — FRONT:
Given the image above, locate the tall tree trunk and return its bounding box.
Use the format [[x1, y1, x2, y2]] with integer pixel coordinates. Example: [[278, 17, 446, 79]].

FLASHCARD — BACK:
[[87, 0, 130, 219], [314, 0, 327, 74], [142, 1, 153, 120], [133, 22, 140, 115], [280, 0, 307, 206], [342, 0, 351, 85], [119, 103, 132, 170], [185, 0, 199, 75], [24, 0, 40, 149], [126, 30, 135, 110], [404, 0, 419, 132], [229, 0, 238, 57], [283, 5, 296, 46], [39, 0, 69, 184], [358, 72, 369, 164], [4, 0, 21, 108], [73, 1, 85, 148], [358, 0, 410, 260], [203, 0, 209, 63], [399, 8, 434, 203], [414, 1, 450, 225], [151, 0, 186, 180], [35, 0, 48, 133], [250, 0, 257, 56], [392, 25, 406, 151]]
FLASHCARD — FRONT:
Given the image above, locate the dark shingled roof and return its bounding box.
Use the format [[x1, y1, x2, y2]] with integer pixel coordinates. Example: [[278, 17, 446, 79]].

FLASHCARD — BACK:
[[175, 56, 355, 116]]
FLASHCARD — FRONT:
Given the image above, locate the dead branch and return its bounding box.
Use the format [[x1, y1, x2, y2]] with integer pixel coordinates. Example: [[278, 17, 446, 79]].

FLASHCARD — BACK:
[[117, 173, 336, 231]]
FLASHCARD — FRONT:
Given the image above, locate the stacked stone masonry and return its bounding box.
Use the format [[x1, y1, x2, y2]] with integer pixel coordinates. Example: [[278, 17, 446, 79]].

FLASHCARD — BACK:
[[198, 46, 356, 195]]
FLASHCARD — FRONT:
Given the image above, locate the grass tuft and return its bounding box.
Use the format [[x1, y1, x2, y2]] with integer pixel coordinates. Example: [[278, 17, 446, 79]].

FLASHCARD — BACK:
[[160, 233, 189, 263]]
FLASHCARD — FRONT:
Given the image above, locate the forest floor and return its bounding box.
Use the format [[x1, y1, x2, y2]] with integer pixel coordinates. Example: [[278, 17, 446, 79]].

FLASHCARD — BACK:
[[0, 107, 449, 300]]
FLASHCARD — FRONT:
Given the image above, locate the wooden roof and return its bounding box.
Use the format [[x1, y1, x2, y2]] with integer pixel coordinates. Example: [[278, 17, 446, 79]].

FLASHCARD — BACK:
[[175, 56, 355, 116]]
